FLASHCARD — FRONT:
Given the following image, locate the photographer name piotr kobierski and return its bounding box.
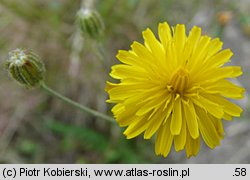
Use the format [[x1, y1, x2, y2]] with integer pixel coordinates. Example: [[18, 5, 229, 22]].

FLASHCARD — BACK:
[[19, 167, 89, 177]]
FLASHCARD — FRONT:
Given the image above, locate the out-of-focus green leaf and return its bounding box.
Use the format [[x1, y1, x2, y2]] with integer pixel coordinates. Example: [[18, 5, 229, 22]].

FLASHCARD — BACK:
[[44, 118, 108, 152], [18, 139, 38, 155]]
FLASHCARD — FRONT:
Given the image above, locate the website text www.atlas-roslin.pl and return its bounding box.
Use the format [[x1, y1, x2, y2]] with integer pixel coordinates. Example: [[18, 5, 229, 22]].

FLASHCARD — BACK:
[[93, 167, 190, 178]]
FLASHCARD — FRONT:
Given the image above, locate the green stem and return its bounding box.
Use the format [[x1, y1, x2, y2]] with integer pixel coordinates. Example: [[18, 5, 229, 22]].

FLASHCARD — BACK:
[[40, 82, 115, 123]]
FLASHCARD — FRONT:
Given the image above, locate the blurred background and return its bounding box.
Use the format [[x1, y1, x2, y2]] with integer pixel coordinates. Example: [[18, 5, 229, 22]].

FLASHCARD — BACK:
[[0, 0, 250, 163]]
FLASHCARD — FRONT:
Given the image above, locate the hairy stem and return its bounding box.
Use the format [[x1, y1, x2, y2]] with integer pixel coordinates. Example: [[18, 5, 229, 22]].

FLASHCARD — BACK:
[[40, 82, 115, 123]]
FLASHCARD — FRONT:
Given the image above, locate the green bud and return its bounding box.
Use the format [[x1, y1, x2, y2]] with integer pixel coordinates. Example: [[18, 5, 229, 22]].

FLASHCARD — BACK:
[[76, 8, 105, 40], [5, 48, 46, 88]]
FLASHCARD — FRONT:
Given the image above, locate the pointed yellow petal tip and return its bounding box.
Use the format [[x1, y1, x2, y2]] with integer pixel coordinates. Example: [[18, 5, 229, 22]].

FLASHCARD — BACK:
[[176, 24, 185, 28], [123, 132, 133, 139], [155, 150, 170, 158], [144, 134, 150, 140], [159, 22, 169, 26], [123, 133, 129, 139], [241, 87, 246, 96], [225, 48, 234, 57], [158, 22, 164, 28], [231, 66, 243, 77], [158, 22, 171, 34], [186, 153, 197, 159], [105, 81, 117, 92], [130, 41, 140, 49], [189, 26, 202, 37], [142, 28, 154, 40], [235, 107, 243, 117], [143, 28, 151, 34], [162, 154, 168, 158], [192, 26, 201, 31], [116, 50, 122, 58], [106, 99, 115, 103]]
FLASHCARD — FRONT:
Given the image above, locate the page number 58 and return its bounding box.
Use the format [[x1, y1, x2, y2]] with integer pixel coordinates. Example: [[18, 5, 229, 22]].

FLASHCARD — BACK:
[[233, 168, 247, 176]]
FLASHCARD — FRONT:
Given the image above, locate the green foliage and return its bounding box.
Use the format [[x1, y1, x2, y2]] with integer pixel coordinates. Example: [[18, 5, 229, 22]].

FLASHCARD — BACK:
[[44, 118, 108, 152], [18, 139, 39, 155], [43, 118, 151, 163]]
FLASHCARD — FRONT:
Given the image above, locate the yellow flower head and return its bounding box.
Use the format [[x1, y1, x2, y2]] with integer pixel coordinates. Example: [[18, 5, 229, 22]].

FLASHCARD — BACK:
[[106, 22, 245, 158]]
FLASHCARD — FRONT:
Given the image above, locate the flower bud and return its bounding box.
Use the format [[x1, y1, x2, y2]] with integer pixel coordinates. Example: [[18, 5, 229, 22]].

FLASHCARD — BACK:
[[5, 48, 45, 88], [76, 8, 105, 40], [217, 11, 232, 26]]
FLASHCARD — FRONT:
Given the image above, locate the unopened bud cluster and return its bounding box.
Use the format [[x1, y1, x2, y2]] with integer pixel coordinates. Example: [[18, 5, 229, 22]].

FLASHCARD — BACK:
[[76, 8, 105, 40], [5, 49, 45, 88]]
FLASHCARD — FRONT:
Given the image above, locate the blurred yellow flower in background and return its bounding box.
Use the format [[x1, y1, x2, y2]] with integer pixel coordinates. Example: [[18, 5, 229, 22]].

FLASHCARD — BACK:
[[106, 22, 245, 158]]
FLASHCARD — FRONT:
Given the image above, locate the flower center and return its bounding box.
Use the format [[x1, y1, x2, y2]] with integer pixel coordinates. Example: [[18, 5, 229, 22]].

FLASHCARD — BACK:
[[169, 67, 190, 94]]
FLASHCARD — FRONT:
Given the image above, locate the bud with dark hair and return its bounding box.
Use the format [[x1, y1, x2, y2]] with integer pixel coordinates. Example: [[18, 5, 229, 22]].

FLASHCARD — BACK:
[[5, 48, 45, 88], [76, 8, 105, 40]]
